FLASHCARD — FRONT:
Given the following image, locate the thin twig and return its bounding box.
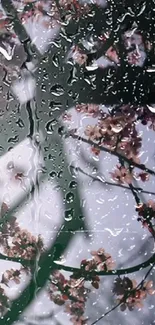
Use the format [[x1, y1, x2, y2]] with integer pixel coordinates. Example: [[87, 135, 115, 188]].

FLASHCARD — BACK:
[[70, 165, 155, 196], [91, 301, 121, 325]]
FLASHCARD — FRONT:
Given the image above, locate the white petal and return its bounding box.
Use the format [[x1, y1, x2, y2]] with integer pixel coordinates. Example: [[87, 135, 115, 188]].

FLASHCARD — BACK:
[[147, 104, 155, 113]]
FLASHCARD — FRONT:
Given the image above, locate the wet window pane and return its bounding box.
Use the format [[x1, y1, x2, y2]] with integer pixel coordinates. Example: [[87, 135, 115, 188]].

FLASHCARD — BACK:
[[0, 1, 155, 325]]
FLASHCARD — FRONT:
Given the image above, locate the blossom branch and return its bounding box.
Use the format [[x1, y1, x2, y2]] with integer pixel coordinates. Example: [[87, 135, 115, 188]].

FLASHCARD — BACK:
[[1, 0, 40, 57], [4, 251, 154, 278], [91, 261, 155, 325], [70, 165, 155, 197], [53, 253, 155, 276], [66, 132, 155, 176], [0, 252, 31, 266]]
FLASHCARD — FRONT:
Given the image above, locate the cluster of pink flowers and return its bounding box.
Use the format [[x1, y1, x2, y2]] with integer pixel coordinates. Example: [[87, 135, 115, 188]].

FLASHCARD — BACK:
[[136, 200, 155, 234], [113, 277, 155, 311], [48, 248, 114, 324], [76, 104, 100, 117], [59, 0, 90, 18], [120, 105, 155, 131], [110, 165, 134, 184], [1, 266, 29, 286], [83, 112, 142, 162], [13, 0, 60, 28], [4, 229, 44, 260], [105, 46, 119, 64], [16, 0, 90, 28], [0, 209, 44, 260], [80, 248, 115, 284], [110, 165, 149, 185], [71, 46, 88, 66], [48, 270, 89, 325]]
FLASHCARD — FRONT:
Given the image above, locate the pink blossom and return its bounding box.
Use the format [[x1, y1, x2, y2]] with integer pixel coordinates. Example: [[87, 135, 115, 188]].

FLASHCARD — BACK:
[[110, 165, 134, 184]]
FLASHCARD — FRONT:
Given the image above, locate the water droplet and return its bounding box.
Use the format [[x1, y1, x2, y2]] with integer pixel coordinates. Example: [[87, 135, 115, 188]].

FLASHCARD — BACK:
[[45, 119, 57, 134], [69, 180, 77, 189], [68, 165, 78, 178], [42, 56, 48, 63], [58, 126, 64, 136], [79, 215, 85, 220], [7, 161, 14, 170], [41, 84, 46, 92], [16, 118, 25, 128], [49, 171, 57, 178], [58, 171, 63, 178], [8, 135, 19, 143], [65, 208, 74, 221], [104, 228, 123, 237], [53, 255, 66, 265], [50, 84, 64, 96], [52, 54, 59, 68], [43, 73, 48, 80], [49, 100, 62, 109], [66, 192, 74, 203]]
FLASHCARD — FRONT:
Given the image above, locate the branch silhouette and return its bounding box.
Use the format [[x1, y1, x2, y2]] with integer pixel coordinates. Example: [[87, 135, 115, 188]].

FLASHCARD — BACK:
[[67, 132, 155, 176], [70, 165, 155, 196], [1, 250, 154, 278], [91, 261, 155, 325]]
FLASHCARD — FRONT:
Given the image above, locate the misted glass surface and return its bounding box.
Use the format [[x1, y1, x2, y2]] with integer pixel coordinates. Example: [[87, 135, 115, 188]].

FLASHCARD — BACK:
[[0, 1, 155, 325]]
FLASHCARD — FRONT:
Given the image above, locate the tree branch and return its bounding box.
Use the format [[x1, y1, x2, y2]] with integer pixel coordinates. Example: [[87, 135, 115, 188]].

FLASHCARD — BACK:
[[0, 225, 75, 325], [54, 252, 155, 276], [70, 165, 155, 197], [66, 133, 155, 176], [0, 252, 31, 266], [2, 251, 154, 278], [91, 261, 155, 325]]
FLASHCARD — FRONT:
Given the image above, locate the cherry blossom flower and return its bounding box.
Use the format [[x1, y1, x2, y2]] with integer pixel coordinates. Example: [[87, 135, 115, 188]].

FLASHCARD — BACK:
[[84, 125, 101, 141], [113, 277, 134, 296], [91, 146, 100, 155], [91, 275, 100, 289], [1, 269, 21, 285], [127, 50, 141, 66], [59, 0, 90, 17], [5, 229, 44, 259], [65, 301, 85, 317], [99, 115, 128, 135], [110, 165, 134, 184], [114, 277, 155, 312], [90, 248, 115, 271], [105, 46, 119, 64], [142, 281, 155, 296], [72, 46, 88, 66], [147, 200, 155, 210], [76, 104, 99, 116], [136, 200, 155, 220], [138, 172, 149, 182], [118, 136, 141, 163], [119, 295, 144, 311]]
